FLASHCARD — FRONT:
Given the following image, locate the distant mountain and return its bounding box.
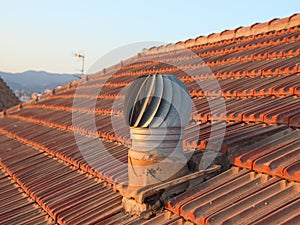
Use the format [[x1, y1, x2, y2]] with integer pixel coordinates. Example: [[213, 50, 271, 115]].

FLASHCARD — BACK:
[[0, 70, 81, 93]]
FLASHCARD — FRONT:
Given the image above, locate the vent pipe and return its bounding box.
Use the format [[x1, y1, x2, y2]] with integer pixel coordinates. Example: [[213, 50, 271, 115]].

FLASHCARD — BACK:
[[124, 74, 192, 188]]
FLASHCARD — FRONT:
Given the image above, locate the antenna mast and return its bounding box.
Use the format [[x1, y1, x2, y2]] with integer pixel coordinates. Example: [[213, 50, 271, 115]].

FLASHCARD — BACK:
[[75, 52, 85, 76]]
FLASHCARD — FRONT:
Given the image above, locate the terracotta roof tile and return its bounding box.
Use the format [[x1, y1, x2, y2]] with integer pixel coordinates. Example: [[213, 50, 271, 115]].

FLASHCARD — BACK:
[[234, 129, 300, 182], [166, 166, 300, 225], [0, 163, 53, 224], [0, 132, 125, 224]]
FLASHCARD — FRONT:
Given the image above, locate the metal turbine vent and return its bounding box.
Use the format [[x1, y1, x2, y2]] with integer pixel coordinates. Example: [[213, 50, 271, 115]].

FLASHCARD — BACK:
[[123, 74, 192, 188], [124, 74, 192, 128]]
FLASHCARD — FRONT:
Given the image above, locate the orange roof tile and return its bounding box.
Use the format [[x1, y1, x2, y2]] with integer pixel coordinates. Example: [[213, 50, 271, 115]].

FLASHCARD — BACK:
[[166, 167, 300, 224]]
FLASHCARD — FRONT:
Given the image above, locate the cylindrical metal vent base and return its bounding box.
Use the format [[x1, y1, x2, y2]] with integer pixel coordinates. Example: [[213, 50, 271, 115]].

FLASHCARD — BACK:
[[128, 127, 188, 187]]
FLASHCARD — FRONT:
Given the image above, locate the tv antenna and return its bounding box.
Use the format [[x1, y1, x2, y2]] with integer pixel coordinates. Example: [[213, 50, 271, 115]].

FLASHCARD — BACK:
[[74, 51, 85, 76]]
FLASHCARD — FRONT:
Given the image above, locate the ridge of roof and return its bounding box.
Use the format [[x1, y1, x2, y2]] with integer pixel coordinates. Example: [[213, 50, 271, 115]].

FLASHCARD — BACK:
[[142, 13, 300, 55]]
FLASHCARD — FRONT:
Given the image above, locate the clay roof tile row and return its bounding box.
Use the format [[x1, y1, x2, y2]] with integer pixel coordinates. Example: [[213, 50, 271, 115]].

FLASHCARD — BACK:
[[166, 166, 300, 225]]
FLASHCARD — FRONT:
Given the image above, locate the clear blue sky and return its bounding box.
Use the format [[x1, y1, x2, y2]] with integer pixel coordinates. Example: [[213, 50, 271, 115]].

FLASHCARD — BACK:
[[1, 0, 299, 74]]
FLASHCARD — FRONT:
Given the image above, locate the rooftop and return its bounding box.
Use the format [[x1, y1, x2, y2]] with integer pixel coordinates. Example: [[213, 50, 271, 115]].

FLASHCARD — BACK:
[[0, 13, 300, 224]]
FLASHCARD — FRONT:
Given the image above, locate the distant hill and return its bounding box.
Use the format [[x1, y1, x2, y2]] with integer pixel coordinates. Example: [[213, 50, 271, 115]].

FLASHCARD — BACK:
[[0, 70, 81, 93]]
